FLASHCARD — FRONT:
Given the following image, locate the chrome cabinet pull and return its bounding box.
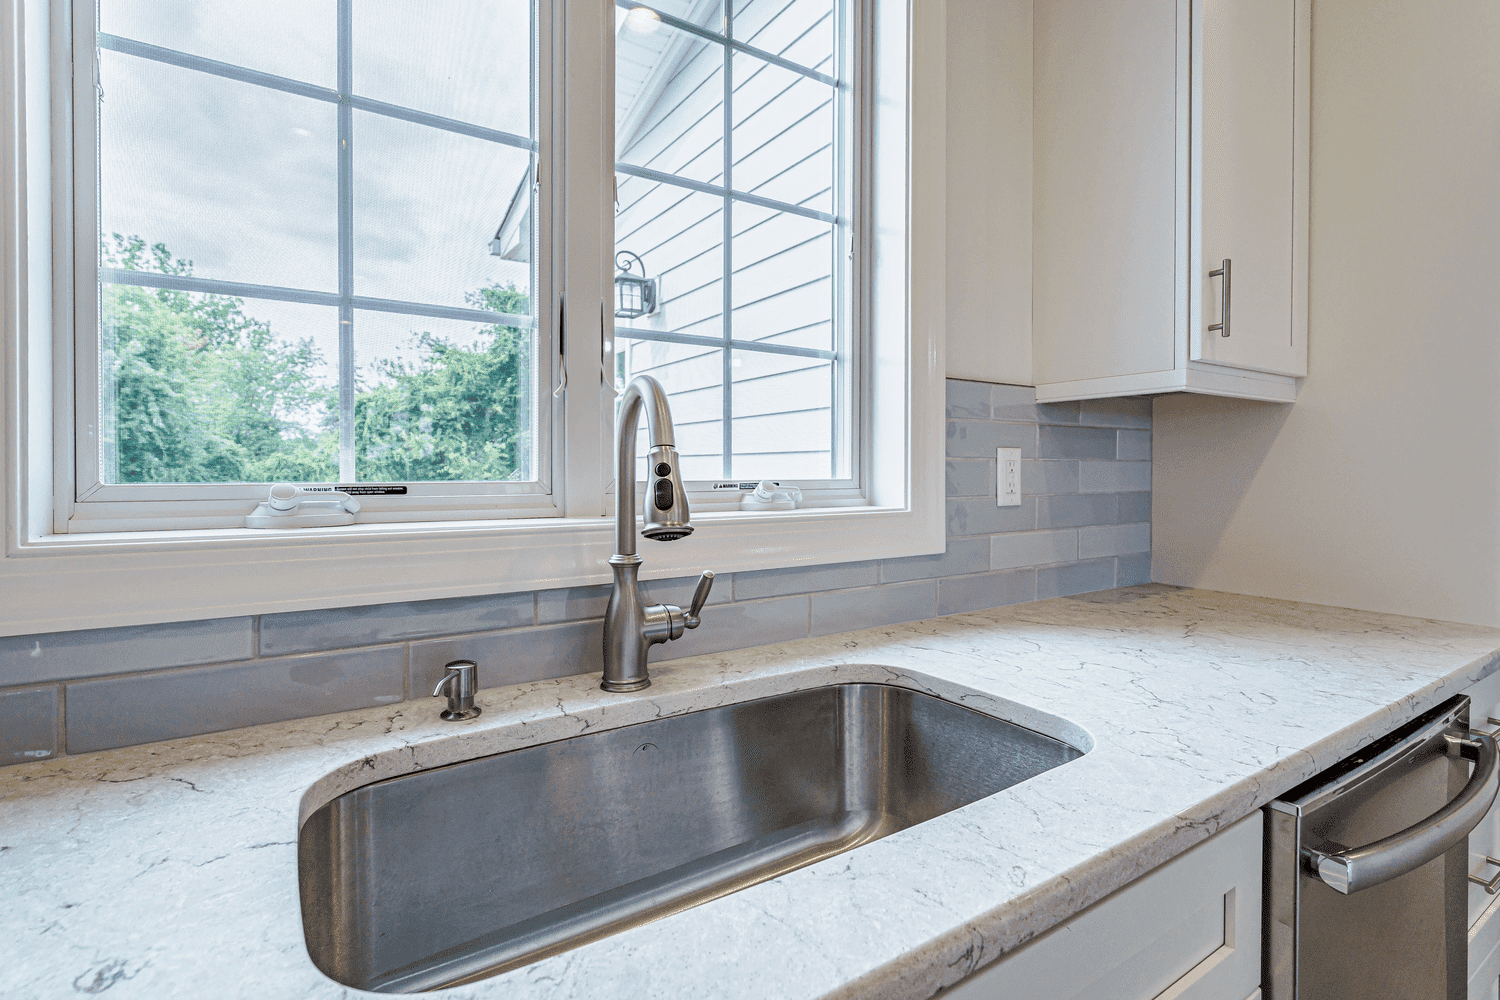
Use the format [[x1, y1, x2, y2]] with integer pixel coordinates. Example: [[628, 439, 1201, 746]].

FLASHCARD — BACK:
[[1471, 856, 1500, 894], [1208, 258, 1231, 338], [1309, 728, 1499, 895]]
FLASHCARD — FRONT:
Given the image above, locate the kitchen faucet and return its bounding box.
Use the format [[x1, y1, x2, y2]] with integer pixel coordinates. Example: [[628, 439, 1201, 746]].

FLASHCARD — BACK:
[[602, 375, 714, 692]]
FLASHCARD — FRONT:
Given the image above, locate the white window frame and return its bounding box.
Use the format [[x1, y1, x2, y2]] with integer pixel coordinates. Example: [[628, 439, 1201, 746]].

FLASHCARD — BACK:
[[0, 0, 946, 637], [66, 0, 562, 531], [610, 0, 864, 504]]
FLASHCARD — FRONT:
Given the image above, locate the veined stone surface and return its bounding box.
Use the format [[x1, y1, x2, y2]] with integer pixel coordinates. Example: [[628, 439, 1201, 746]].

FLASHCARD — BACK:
[[4, 585, 1500, 1000]]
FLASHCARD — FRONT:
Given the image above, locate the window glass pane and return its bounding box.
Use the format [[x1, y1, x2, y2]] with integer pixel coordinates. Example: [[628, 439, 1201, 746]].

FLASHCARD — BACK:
[[100, 0, 337, 87], [733, 0, 835, 73], [352, 0, 532, 138], [353, 112, 533, 310], [99, 49, 339, 291], [615, 186, 724, 340], [615, 0, 847, 485], [353, 309, 536, 483], [617, 340, 724, 481], [95, 2, 539, 490], [730, 350, 832, 480], [100, 286, 339, 484], [731, 203, 833, 352], [731, 51, 835, 214], [616, 20, 725, 188]]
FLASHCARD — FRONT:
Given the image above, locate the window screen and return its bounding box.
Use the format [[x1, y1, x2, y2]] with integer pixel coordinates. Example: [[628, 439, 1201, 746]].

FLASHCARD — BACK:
[[93, 0, 539, 487], [613, 0, 852, 484]]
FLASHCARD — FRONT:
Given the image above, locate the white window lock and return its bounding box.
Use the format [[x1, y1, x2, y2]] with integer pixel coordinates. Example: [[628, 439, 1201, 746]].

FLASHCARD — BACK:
[[246, 484, 361, 529]]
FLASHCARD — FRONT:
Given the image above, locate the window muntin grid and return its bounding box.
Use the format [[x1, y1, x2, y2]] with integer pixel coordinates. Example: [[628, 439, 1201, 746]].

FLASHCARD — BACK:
[[90, 1, 541, 489], [613, 0, 854, 484]]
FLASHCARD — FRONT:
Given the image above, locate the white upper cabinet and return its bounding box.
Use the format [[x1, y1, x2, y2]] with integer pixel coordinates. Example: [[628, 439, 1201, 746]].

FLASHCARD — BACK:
[[1033, 0, 1310, 402]]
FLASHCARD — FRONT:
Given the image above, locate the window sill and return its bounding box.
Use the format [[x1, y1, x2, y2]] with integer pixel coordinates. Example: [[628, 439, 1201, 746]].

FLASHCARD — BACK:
[[0, 502, 944, 636]]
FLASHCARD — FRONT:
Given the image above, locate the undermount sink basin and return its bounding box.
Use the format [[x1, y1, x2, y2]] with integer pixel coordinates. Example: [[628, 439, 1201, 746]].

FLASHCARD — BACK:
[[298, 683, 1086, 992]]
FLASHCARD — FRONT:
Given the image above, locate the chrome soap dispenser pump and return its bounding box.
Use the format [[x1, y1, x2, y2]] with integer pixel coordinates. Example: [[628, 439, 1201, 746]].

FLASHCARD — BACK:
[[602, 375, 714, 692]]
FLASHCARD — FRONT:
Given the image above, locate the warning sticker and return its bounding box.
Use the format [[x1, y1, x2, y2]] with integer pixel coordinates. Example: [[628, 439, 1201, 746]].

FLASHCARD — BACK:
[[336, 485, 409, 496]]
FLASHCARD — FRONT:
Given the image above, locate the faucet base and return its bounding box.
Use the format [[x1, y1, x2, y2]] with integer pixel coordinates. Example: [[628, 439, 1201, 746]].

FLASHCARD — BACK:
[[439, 706, 483, 722], [601, 678, 651, 693]]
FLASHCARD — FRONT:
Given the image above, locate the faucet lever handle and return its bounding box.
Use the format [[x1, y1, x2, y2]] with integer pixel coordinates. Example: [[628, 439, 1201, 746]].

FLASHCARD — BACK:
[[685, 571, 714, 628]]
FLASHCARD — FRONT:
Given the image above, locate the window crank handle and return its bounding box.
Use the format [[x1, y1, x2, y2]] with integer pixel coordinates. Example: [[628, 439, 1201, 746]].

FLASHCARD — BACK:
[[684, 571, 715, 629]]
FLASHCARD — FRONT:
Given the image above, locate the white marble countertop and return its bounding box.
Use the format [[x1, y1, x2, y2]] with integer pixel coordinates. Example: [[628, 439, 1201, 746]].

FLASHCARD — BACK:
[[6, 585, 1500, 1000]]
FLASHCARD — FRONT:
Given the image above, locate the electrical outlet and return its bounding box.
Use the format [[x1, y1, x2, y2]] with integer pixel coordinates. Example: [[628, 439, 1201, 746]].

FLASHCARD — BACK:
[[997, 448, 1021, 506]]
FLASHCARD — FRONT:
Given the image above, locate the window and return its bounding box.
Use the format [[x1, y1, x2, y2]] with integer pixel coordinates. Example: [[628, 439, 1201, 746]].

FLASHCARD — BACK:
[[72, 0, 551, 528], [0, 0, 944, 631], [612, 0, 857, 491]]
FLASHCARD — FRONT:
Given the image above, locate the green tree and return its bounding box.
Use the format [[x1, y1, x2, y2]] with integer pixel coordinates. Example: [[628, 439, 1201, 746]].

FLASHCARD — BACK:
[[355, 284, 532, 483], [101, 235, 532, 485], [104, 235, 330, 483]]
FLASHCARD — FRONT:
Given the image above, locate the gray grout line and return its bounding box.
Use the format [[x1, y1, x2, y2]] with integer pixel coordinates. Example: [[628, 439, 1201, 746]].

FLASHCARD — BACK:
[[57, 683, 68, 757]]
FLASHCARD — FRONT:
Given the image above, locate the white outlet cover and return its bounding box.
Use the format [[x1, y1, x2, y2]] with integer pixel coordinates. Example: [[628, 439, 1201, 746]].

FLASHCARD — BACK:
[[997, 448, 1022, 507]]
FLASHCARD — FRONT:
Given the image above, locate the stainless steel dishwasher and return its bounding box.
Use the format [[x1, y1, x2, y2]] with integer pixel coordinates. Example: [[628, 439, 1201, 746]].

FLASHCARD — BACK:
[[1265, 695, 1499, 999]]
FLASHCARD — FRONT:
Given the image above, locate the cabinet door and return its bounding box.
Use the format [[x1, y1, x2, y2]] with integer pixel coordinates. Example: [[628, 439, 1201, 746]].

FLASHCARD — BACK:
[[1192, 0, 1309, 377], [939, 814, 1262, 1000]]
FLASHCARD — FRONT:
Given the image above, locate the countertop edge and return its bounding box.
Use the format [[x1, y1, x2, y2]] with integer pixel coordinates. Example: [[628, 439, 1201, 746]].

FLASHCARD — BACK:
[[828, 642, 1500, 1000]]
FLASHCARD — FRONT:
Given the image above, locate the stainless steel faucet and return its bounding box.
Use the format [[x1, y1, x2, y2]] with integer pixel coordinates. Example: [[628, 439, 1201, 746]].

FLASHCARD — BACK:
[[602, 375, 714, 692]]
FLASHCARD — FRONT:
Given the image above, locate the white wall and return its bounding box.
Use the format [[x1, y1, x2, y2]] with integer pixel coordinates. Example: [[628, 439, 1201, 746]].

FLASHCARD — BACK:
[[1152, 0, 1500, 626], [945, 0, 1032, 385]]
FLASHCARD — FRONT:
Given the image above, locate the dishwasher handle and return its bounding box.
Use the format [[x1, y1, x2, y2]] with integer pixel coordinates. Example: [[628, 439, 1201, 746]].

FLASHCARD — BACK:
[[1312, 729, 1499, 895]]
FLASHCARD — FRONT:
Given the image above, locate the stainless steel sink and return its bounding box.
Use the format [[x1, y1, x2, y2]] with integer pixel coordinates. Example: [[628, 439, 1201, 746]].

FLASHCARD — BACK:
[[298, 683, 1085, 992]]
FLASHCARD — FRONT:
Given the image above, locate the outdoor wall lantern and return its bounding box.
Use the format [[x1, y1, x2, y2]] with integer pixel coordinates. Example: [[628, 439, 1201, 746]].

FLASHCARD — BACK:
[[614, 250, 659, 320]]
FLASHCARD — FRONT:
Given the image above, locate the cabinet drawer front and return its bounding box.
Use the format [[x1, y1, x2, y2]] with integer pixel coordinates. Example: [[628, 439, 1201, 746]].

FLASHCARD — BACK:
[[1472, 896, 1500, 999], [941, 814, 1261, 1000], [1469, 671, 1500, 926]]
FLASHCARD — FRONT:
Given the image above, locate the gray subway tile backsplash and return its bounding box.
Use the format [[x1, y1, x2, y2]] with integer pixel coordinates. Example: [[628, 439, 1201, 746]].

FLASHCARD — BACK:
[[1022, 459, 1079, 496], [656, 596, 811, 662], [938, 569, 1037, 616], [991, 529, 1079, 571], [947, 497, 1037, 536], [1117, 552, 1152, 588], [880, 536, 991, 583], [639, 574, 735, 609], [733, 562, 880, 601], [1079, 523, 1151, 560], [1, 379, 1152, 763], [260, 592, 535, 656], [535, 584, 614, 625], [1119, 491, 1153, 523], [0, 686, 60, 764], [410, 620, 603, 695], [1038, 425, 1119, 460], [945, 379, 993, 419], [65, 647, 406, 754], [945, 459, 995, 498], [1080, 396, 1152, 428], [1117, 429, 1152, 460], [810, 581, 939, 637], [0, 617, 254, 686], [1079, 461, 1153, 494], [1037, 493, 1119, 529], [1037, 559, 1118, 600], [946, 419, 1036, 459]]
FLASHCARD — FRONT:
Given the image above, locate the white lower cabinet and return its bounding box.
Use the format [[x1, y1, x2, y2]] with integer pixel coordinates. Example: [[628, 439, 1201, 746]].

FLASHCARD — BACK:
[[1471, 898, 1500, 1000], [941, 813, 1262, 1000], [1467, 671, 1500, 926]]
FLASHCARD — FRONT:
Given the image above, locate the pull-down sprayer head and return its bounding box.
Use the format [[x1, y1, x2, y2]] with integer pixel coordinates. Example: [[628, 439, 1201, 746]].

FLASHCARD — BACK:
[[642, 445, 692, 541]]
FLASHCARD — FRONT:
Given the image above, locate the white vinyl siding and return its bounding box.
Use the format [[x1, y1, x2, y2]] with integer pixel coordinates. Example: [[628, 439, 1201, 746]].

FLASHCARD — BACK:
[[614, 0, 855, 486]]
